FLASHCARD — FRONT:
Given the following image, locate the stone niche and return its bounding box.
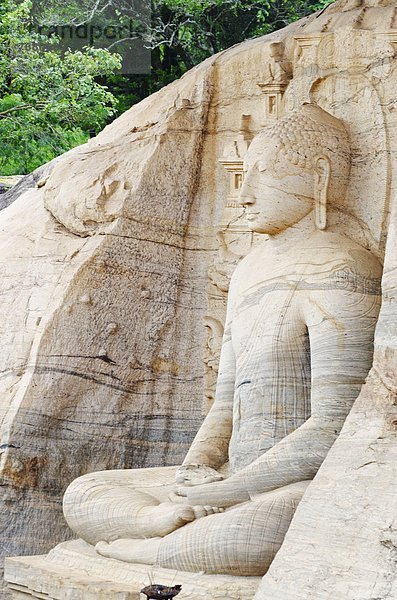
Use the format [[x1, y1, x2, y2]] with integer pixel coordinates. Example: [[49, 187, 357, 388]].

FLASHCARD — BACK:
[[3, 0, 397, 599]]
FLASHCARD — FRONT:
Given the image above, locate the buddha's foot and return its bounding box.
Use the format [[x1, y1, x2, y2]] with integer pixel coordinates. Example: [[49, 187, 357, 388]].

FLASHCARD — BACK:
[[137, 502, 223, 538], [96, 538, 161, 564], [140, 503, 189, 537]]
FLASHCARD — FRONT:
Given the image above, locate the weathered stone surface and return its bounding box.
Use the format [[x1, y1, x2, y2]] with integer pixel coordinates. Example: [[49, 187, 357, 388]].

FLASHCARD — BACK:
[[2, 0, 397, 598], [0, 151, 78, 211], [254, 374, 397, 599], [0, 60, 219, 589], [5, 539, 260, 599]]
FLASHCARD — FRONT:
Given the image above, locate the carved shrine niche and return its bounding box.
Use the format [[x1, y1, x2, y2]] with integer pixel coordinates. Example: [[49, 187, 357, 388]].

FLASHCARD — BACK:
[[257, 41, 292, 122]]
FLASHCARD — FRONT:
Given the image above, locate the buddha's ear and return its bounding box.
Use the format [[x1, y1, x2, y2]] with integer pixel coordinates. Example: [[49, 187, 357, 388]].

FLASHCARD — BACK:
[[314, 155, 331, 230]]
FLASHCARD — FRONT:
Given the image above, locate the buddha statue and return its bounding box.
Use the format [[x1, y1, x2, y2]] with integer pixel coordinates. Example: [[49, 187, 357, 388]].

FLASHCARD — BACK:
[[62, 104, 382, 577]]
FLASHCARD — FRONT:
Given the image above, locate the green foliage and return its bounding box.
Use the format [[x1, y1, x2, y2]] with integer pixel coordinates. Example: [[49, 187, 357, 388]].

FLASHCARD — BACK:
[[0, 0, 121, 174], [0, 108, 88, 175]]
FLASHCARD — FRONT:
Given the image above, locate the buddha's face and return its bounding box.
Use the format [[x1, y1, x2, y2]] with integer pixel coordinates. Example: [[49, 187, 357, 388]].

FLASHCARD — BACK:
[[239, 136, 316, 235]]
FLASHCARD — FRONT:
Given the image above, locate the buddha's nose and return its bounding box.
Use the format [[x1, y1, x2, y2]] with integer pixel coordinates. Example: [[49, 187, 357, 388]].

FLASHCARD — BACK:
[[239, 175, 255, 207]]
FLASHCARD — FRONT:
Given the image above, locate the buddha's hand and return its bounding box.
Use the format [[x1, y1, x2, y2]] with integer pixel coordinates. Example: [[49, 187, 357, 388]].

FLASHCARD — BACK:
[[175, 464, 224, 487], [182, 478, 250, 509]]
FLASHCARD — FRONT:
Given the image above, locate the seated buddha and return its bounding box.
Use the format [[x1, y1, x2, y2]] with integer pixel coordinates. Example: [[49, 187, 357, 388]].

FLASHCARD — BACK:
[[62, 104, 382, 576]]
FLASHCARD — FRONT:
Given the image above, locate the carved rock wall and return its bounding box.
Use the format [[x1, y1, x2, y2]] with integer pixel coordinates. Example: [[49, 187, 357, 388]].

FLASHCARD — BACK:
[[0, 61, 218, 571], [2, 1, 397, 598]]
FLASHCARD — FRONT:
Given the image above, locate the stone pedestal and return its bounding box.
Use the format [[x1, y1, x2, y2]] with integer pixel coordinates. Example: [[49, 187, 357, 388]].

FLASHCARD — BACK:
[[4, 540, 261, 600]]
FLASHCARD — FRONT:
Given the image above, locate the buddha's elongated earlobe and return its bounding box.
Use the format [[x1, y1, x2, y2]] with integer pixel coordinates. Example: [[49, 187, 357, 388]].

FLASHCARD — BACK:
[[314, 156, 331, 230]]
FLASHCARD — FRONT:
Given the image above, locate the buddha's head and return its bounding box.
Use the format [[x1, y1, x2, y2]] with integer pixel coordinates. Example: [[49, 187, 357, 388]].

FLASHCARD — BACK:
[[239, 104, 351, 234]]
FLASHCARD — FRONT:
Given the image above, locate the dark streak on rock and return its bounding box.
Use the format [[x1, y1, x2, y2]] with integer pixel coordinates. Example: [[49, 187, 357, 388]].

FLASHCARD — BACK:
[[0, 444, 20, 450], [34, 366, 138, 393]]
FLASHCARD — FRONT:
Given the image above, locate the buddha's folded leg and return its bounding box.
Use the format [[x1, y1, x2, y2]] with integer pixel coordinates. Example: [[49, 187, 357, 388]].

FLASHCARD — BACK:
[[154, 479, 310, 576], [63, 466, 194, 544], [96, 480, 310, 573]]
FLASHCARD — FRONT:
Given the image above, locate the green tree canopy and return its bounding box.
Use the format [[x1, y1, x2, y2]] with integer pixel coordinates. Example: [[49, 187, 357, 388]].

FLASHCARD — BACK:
[[0, 0, 121, 175]]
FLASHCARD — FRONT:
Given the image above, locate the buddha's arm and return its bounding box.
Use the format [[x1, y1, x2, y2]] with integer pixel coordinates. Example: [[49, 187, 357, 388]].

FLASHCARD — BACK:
[[186, 285, 381, 506], [181, 272, 239, 471], [181, 328, 235, 469]]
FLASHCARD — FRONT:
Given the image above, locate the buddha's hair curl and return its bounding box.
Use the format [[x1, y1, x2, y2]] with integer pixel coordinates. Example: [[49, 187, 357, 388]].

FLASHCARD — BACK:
[[262, 104, 351, 203]]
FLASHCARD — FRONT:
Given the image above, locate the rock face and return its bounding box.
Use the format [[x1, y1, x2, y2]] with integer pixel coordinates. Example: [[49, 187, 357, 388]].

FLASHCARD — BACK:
[[2, 0, 397, 598], [0, 61, 217, 573]]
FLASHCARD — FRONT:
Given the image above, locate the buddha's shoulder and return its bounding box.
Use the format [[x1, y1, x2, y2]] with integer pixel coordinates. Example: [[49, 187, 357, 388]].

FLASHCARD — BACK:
[[302, 232, 382, 279], [229, 233, 382, 296], [233, 233, 382, 272], [299, 233, 382, 300]]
